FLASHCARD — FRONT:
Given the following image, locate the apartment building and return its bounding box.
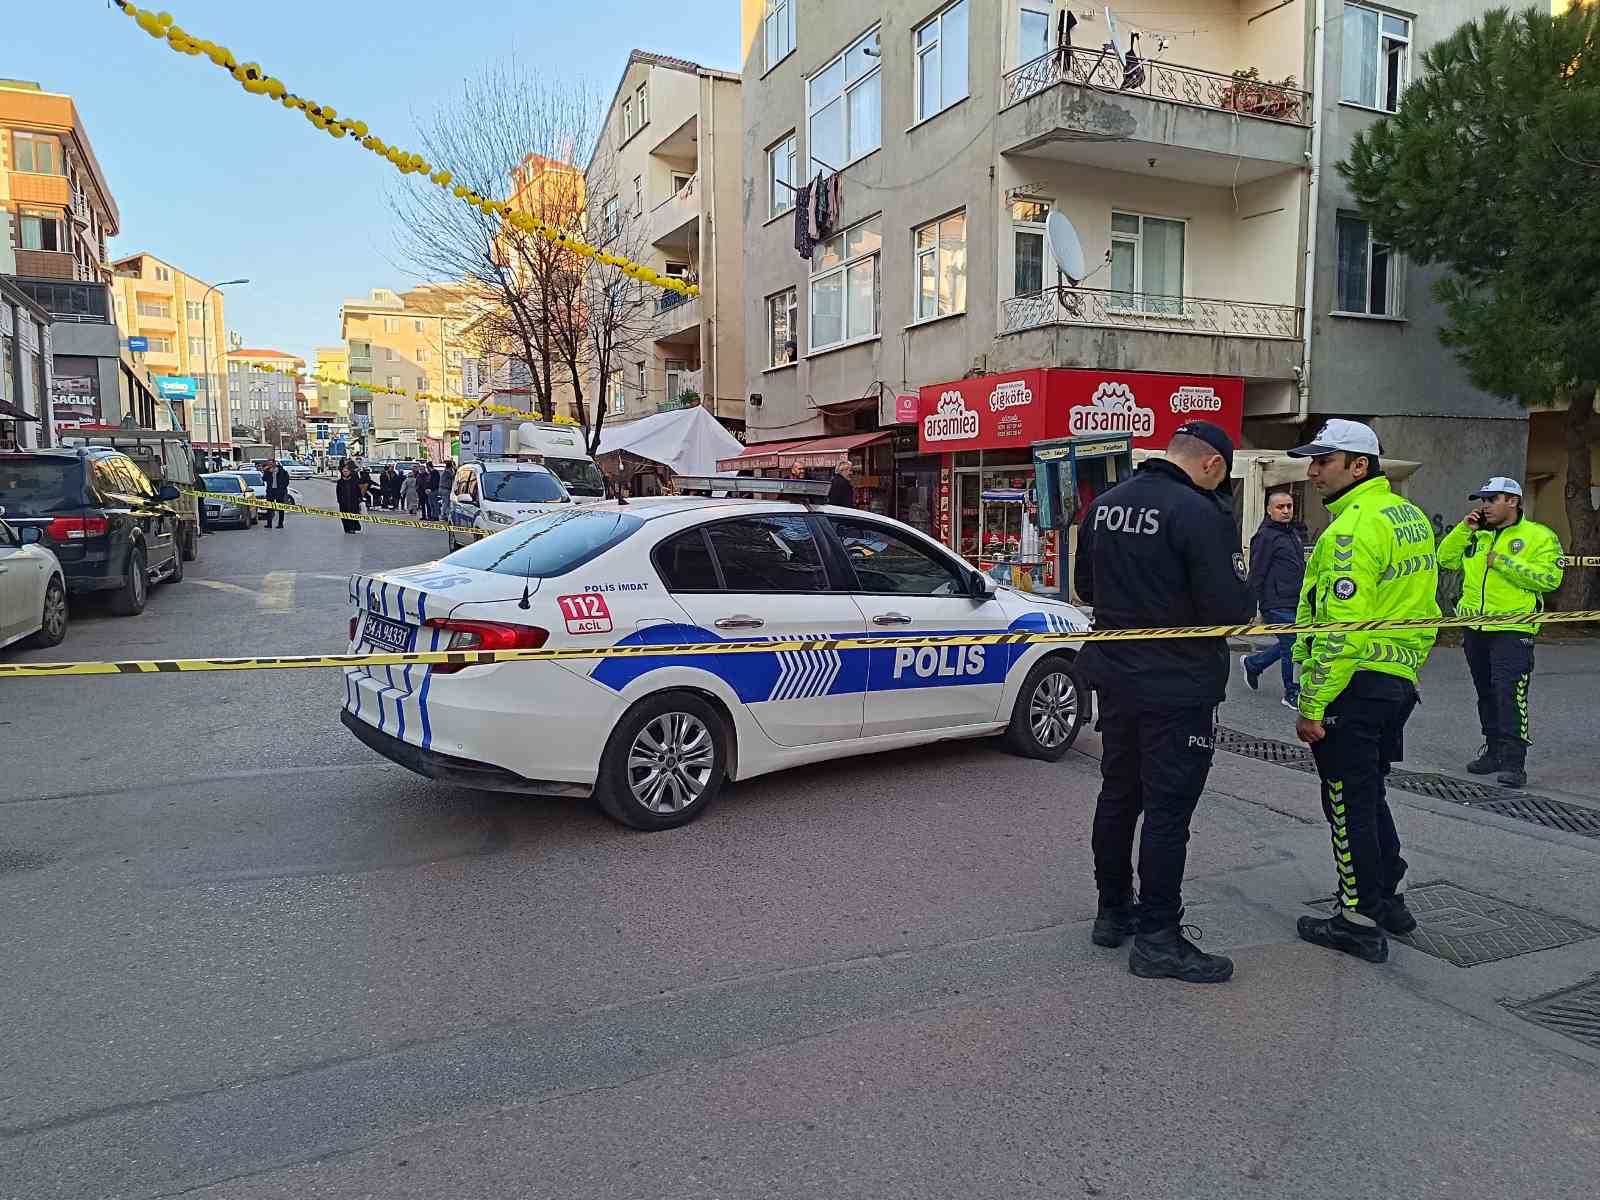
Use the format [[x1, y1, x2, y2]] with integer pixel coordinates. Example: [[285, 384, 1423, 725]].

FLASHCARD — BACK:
[[587, 51, 745, 430], [739, 0, 1517, 543], [339, 285, 474, 456], [226, 348, 304, 444], [312, 345, 351, 422], [110, 252, 231, 447]]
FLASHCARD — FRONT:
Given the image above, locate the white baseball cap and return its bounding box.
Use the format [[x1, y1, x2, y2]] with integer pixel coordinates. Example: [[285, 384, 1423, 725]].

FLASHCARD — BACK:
[[1469, 476, 1523, 499], [1287, 419, 1382, 458]]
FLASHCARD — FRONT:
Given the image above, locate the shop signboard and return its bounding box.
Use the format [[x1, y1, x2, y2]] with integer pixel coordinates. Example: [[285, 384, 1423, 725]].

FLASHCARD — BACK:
[[917, 369, 1048, 454], [918, 369, 1243, 453], [156, 376, 198, 400], [51, 373, 100, 423], [893, 393, 919, 424]]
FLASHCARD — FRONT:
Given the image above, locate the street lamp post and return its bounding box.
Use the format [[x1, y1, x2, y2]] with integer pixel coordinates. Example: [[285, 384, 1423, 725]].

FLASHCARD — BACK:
[[201, 278, 249, 457]]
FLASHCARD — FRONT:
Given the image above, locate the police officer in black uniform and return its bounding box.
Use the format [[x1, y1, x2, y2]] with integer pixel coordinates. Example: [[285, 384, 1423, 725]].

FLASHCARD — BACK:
[[1075, 421, 1255, 983]]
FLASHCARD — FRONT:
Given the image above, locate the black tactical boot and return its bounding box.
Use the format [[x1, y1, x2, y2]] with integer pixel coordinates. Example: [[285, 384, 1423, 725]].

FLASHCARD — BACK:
[[1377, 894, 1417, 936], [1129, 922, 1234, 983], [1091, 893, 1141, 948], [1466, 743, 1500, 775], [1297, 912, 1388, 963], [1496, 740, 1527, 789]]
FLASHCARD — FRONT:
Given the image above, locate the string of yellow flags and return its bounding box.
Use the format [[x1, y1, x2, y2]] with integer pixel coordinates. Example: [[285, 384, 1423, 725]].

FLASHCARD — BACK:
[[110, 3, 698, 298], [257, 361, 579, 426]]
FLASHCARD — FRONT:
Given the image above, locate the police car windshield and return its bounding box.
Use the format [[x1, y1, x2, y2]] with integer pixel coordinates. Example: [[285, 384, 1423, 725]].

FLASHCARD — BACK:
[[542, 458, 606, 497], [443, 508, 644, 578], [202, 474, 244, 494], [482, 469, 565, 504]]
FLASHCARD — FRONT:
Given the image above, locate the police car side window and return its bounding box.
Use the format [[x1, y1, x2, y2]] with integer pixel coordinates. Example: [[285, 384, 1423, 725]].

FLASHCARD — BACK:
[[705, 516, 829, 593], [828, 517, 966, 596], [656, 528, 721, 591]]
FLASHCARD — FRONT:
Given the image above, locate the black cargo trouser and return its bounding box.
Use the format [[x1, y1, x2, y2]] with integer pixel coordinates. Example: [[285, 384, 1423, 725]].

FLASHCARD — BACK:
[[1310, 671, 1418, 920], [1462, 629, 1534, 764], [1091, 687, 1218, 930]]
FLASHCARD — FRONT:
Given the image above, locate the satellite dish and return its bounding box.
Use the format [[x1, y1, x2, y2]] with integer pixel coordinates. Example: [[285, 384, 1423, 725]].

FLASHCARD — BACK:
[[1045, 210, 1087, 283]]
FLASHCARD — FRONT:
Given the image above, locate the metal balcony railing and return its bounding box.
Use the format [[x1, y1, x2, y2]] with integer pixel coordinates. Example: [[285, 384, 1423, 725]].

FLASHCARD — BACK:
[[1001, 47, 1311, 126], [656, 289, 694, 314], [1001, 287, 1302, 340]]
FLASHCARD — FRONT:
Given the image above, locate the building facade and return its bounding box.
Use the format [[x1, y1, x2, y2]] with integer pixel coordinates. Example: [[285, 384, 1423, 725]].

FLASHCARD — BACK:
[[587, 51, 745, 429], [110, 252, 231, 448], [0, 276, 52, 449], [738, 0, 1516, 540], [339, 286, 474, 457], [225, 348, 304, 446]]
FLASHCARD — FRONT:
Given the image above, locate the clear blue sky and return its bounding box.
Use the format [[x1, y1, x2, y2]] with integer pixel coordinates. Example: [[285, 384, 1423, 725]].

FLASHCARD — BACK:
[[12, 1, 741, 363]]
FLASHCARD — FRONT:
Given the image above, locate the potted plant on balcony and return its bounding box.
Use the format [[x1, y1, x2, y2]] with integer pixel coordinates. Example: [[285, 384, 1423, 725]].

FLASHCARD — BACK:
[[1223, 67, 1299, 119]]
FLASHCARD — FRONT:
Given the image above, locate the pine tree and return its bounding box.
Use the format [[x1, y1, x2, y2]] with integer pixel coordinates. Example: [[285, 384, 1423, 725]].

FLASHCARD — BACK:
[[1340, 3, 1599, 610]]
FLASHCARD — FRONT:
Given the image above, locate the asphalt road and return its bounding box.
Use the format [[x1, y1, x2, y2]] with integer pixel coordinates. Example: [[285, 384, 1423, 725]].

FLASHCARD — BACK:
[[3, 481, 1598, 1199]]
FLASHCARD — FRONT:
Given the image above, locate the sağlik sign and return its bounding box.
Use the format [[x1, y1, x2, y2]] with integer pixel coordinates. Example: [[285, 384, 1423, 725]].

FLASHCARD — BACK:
[[917, 369, 1243, 454]]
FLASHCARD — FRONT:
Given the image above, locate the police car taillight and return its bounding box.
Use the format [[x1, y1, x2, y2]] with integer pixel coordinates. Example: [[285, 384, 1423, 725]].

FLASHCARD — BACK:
[[423, 618, 549, 674]]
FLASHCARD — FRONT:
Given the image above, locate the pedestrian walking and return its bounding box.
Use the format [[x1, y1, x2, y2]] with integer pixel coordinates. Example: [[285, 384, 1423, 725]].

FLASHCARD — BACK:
[[1288, 421, 1439, 964], [440, 459, 456, 507], [401, 469, 418, 515], [827, 458, 855, 506], [1241, 489, 1307, 708], [425, 461, 443, 520], [358, 465, 376, 512], [1436, 476, 1563, 787], [335, 462, 363, 533], [1074, 421, 1254, 984], [380, 464, 401, 510], [259, 458, 291, 530], [417, 461, 436, 521]]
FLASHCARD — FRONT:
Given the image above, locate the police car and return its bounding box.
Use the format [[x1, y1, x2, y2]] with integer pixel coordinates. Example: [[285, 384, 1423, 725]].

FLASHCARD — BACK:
[[444, 460, 573, 550], [341, 481, 1089, 831]]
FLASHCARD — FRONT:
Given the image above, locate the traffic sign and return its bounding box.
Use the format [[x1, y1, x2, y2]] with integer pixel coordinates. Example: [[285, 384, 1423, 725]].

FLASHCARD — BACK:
[[127, 336, 149, 352]]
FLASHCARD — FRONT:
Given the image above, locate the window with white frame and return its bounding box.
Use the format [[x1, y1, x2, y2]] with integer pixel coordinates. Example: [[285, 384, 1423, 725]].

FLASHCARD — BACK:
[[385, 347, 398, 361], [622, 98, 634, 140], [383, 317, 399, 333], [808, 26, 881, 176], [154, 265, 171, 282], [1011, 198, 1051, 295], [633, 174, 643, 217], [447, 348, 463, 367], [768, 288, 798, 366], [764, 0, 795, 70], [136, 299, 169, 319], [1335, 212, 1402, 316], [1109, 211, 1186, 315], [147, 336, 173, 354], [386, 375, 402, 390], [666, 359, 689, 402], [417, 375, 428, 392], [1019, 5, 1052, 66], [20, 213, 63, 251], [417, 348, 431, 363], [188, 337, 205, 356], [637, 84, 649, 126], [767, 133, 797, 219], [186, 300, 204, 321], [609, 388, 626, 415], [809, 215, 882, 351], [12, 131, 59, 174], [387, 403, 401, 420], [1341, 5, 1410, 112], [636, 360, 647, 397], [913, 211, 967, 321], [914, 1, 970, 123], [602, 195, 620, 237]]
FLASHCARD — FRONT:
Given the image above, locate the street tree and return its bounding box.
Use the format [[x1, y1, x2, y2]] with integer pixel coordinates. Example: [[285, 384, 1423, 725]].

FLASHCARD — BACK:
[[1339, 2, 1600, 609], [391, 64, 654, 455]]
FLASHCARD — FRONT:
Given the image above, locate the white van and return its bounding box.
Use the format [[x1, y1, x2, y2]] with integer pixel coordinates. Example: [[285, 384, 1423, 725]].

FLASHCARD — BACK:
[[511, 422, 608, 500]]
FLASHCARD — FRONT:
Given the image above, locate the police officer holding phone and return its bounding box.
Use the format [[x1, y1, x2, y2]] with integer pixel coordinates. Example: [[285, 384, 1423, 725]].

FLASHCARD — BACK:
[[1075, 421, 1255, 984]]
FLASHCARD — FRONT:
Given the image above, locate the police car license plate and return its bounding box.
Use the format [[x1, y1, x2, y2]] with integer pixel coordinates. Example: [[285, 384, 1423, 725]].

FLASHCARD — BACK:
[[361, 612, 412, 653]]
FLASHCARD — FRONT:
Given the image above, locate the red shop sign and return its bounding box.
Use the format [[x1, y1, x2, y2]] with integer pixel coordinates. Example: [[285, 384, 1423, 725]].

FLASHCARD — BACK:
[[917, 369, 1047, 454], [1045, 369, 1243, 447]]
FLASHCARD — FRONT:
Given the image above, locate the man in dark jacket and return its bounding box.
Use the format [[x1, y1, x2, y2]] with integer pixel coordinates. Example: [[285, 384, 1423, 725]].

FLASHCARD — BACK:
[[259, 458, 291, 529], [827, 458, 855, 507], [1242, 490, 1307, 707], [1075, 421, 1255, 983]]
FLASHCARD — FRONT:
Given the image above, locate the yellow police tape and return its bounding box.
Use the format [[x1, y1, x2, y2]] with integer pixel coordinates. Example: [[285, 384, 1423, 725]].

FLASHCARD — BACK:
[[184, 488, 476, 537], [3, 611, 1598, 681], [1561, 556, 1600, 568]]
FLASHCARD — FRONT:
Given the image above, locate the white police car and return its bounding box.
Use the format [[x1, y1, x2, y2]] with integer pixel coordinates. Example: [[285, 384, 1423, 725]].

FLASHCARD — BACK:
[[342, 487, 1089, 831], [444, 459, 573, 550]]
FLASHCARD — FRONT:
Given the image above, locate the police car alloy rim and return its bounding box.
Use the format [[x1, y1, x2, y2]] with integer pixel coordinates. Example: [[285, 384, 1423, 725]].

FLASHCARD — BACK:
[[627, 712, 717, 813], [1028, 670, 1078, 749]]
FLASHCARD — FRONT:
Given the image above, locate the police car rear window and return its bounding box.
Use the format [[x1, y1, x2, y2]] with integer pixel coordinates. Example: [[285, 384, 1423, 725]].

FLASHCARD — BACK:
[[442, 508, 644, 578]]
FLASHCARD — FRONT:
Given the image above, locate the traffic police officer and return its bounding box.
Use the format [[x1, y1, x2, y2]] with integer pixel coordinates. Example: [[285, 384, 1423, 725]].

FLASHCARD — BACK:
[[1288, 421, 1439, 963], [1436, 477, 1563, 788], [1075, 421, 1254, 984]]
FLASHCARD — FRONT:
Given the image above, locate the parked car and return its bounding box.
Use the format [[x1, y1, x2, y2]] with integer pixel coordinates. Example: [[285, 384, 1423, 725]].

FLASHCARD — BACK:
[[199, 473, 258, 529], [231, 469, 302, 507], [280, 461, 314, 481], [67, 429, 201, 564], [0, 447, 184, 616], [0, 516, 68, 650]]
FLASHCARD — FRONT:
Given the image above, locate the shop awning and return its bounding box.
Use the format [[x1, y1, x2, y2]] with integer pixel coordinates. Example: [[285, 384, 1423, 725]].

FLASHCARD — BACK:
[[719, 431, 892, 472]]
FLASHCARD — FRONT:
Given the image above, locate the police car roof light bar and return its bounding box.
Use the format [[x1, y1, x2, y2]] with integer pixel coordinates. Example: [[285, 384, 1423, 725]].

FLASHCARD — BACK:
[[673, 475, 831, 500]]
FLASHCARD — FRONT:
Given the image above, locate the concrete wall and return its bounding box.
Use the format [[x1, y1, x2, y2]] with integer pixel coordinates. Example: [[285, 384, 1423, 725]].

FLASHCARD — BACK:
[[1369, 413, 1529, 541]]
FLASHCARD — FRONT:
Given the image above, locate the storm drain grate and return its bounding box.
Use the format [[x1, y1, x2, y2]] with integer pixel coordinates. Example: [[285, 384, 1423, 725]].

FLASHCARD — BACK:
[[1389, 882, 1596, 967], [1512, 977, 1600, 1050], [1474, 795, 1600, 838], [1215, 726, 1600, 836]]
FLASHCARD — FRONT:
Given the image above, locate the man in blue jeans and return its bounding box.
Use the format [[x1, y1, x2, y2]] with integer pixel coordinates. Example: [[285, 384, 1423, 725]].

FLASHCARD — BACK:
[[1242, 490, 1306, 708]]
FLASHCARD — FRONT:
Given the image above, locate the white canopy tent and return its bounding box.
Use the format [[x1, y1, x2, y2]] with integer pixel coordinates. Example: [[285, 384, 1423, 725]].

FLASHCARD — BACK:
[[594, 404, 744, 478]]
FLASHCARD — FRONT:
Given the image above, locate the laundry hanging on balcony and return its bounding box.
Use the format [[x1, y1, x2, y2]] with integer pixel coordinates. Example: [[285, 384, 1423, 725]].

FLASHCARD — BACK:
[[1121, 31, 1146, 90], [793, 179, 815, 260], [793, 171, 843, 262]]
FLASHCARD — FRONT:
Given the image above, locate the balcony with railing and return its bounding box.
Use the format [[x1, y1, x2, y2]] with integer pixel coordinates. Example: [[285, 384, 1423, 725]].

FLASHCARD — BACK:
[[649, 174, 700, 251], [997, 47, 1309, 180], [654, 288, 701, 342], [998, 286, 1303, 380]]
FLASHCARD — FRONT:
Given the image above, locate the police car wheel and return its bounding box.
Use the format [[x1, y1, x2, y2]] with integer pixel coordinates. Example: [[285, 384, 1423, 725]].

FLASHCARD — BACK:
[[1006, 657, 1086, 761], [596, 692, 728, 831]]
